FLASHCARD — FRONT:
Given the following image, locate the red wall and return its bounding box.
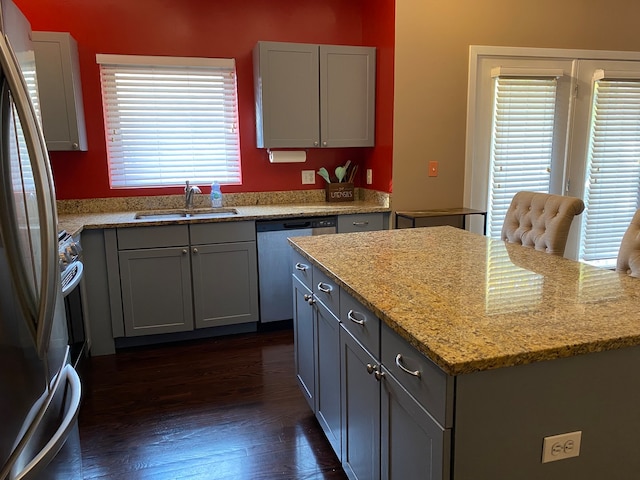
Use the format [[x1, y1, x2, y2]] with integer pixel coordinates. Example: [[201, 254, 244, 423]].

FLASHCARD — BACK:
[[16, 0, 394, 200]]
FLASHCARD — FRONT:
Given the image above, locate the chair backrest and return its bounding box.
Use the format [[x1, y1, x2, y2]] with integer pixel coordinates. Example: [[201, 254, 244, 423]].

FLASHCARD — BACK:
[[616, 209, 640, 278], [501, 191, 585, 256]]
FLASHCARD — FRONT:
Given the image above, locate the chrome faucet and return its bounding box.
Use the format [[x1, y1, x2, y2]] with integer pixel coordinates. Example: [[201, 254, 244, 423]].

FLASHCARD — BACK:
[[184, 181, 202, 209]]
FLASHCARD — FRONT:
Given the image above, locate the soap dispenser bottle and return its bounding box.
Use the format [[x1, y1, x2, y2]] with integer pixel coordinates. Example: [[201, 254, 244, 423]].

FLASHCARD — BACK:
[[210, 181, 223, 208]]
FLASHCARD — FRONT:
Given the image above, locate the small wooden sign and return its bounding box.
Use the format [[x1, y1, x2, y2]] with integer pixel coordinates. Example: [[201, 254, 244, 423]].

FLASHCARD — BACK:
[[325, 183, 354, 202]]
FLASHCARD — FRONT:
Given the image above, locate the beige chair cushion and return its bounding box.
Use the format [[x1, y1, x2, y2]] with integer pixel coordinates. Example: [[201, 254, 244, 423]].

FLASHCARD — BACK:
[[616, 209, 640, 278], [501, 191, 585, 256]]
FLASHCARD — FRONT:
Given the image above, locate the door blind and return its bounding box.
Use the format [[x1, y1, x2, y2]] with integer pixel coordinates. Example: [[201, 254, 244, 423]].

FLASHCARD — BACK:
[[580, 79, 640, 266], [486, 77, 557, 237], [98, 56, 241, 188]]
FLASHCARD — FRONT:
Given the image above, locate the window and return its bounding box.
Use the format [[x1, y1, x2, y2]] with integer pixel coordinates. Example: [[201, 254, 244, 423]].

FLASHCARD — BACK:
[[580, 73, 640, 266], [465, 47, 640, 265], [97, 55, 241, 188], [486, 73, 559, 237]]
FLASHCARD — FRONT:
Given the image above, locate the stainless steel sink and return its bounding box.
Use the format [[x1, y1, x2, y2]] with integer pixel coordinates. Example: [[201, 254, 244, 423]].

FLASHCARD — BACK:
[[135, 208, 238, 220]]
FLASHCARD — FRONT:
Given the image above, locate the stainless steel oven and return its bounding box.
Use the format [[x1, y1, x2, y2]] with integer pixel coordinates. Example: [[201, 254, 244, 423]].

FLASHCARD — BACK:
[[58, 230, 88, 370]]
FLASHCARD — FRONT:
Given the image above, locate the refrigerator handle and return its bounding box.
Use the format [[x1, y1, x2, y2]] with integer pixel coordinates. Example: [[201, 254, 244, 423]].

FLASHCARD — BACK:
[[0, 32, 59, 358], [13, 365, 82, 480]]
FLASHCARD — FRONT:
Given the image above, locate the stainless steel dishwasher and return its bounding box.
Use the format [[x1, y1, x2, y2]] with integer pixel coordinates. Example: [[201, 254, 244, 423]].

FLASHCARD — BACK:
[[256, 217, 336, 323]]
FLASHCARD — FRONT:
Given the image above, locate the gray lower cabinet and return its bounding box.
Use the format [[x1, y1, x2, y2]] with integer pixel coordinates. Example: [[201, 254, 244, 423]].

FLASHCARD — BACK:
[[380, 366, 450, 480], [340, 325, 381, 480], [292, 256, 451, 480], [191, 241, 258, 328], [292, 274, 315, 411], [114, 222, 258, 338], [119, 246, 193, 336], [315, 292, 341, 458], [337, 212, 389, 233], [292, 250, 342, 459]]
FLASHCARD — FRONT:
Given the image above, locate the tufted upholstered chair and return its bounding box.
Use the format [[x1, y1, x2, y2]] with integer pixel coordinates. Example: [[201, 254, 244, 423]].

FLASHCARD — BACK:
[[616, 209, 640, 278], [500, 191, 585, 256]]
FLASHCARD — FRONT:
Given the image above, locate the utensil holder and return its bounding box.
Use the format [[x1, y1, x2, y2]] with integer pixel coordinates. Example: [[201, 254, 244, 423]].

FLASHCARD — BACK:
[[325, 183, 354, 202]]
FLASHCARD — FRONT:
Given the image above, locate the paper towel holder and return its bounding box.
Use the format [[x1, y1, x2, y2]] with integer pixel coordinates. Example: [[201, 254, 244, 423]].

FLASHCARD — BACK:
[[267, 149, 307, 163]]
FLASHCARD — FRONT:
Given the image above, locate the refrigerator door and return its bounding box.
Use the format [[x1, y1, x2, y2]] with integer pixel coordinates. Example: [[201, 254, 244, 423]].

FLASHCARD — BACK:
[[0, 0, 81, 477]]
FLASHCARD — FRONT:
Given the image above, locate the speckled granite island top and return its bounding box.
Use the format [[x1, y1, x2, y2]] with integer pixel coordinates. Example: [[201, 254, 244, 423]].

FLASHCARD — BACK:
[[288, 226, 640, 376]]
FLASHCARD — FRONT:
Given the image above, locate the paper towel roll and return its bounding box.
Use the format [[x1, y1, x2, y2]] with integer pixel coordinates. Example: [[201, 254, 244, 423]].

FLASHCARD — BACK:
[[268, 150, 306, 163]]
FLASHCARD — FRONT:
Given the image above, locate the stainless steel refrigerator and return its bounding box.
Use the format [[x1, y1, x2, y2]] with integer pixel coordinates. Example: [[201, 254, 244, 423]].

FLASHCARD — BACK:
[[0, 0, 82, 478]]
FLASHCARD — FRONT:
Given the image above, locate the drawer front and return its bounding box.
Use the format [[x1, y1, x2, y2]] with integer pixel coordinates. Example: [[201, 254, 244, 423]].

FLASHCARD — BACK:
[[381, 322, 452, 428], [117, 225, 189, 250], [313, 267, 339, 317], [337, 213, 385, 233], [340, 291, 380, 358], [190, 221, 255, 245], [291, 249, 313, 290]]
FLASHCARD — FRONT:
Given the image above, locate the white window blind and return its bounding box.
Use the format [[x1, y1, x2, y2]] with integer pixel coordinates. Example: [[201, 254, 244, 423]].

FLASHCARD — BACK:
[[486, 76, 557, 237], [579, 78, 640, 266], [97, 55, 241, 188]]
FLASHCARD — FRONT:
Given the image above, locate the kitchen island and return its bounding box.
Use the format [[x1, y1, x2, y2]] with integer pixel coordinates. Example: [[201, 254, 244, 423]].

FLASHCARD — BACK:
[[288, 226, 640, 480]]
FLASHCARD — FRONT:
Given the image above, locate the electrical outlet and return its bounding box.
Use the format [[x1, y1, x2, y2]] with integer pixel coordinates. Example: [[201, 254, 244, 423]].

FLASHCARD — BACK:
[[366, 169, 373, 184], [542, 431, 582, 463], [301, 170, 316, 185], [428, 161, 438, 177]]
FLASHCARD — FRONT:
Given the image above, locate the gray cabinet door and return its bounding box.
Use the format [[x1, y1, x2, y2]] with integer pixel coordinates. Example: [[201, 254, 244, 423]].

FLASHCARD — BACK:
[[315, 299, 341, 460], [340, 325, 381, 480], [254, 42, 320, 148], [380, 366, 450, 480], [293, 275, 316, 411], [192, 241, 258, 329], [32, 31, 87, 151], [320, 45, 376, 148], [119, 247, 193, 336], [337, 213, 387, 233]]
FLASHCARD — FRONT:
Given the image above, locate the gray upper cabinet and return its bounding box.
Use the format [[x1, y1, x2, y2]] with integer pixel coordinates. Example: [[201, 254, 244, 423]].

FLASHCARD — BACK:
[[33, 31, 88, 151], [253, 41, 375, 148]]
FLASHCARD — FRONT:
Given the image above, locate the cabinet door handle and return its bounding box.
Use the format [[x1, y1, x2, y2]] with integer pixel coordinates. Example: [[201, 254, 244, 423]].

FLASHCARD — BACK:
[[395, 354, 421, 378], [317, 282, 332, 294], [322, 141, 327, 147], [366, 363, 375, 374], [303, 294, 315, 305], [374, 369, 385, 381], [347, 309, 365, 325], [182, 249, 188, 254], [313, 141, 319, 146], [352, 221, 369, 226], [192, 248, 198, 254], [295, 262, 309, 271]]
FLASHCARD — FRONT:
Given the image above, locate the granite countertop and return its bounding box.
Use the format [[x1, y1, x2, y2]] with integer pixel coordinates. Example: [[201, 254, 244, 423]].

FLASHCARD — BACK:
[[58, 201, 390, 237], [288, 226, 640, 376]]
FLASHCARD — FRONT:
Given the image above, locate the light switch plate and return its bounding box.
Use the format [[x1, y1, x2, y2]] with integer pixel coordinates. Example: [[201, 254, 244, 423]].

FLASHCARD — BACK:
[[302, 170, 316, 185], [366, 169, 373, 184]]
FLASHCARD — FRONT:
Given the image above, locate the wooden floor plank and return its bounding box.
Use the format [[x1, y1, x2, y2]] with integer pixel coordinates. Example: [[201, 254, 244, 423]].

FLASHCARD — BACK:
[[78, 329, 346, 480]]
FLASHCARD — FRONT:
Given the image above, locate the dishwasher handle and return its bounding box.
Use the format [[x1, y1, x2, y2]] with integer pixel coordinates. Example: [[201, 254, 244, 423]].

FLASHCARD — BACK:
[[282, 221, 313, 229]]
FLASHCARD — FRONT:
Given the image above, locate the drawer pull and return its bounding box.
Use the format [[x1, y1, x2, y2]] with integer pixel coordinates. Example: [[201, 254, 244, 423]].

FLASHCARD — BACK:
[[395, 354, 421, 378], [295, 262, 309, 272], [317, 282, 333, 294], [347, 309, 365, 325]]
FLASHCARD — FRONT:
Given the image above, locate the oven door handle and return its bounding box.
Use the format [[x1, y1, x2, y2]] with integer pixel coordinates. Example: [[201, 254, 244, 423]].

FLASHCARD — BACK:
[[61, 261, 83, 298]]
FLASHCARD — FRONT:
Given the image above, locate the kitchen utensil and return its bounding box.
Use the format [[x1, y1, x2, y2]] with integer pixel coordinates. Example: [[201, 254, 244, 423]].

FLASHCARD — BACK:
[[335, 166, 347, 183], [317, 167, 331, 183], [347, 164, 358, 183]]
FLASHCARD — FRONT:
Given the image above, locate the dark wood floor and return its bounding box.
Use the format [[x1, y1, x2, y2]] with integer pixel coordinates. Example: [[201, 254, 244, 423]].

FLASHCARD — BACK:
[[78, 329, 347, 480]]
